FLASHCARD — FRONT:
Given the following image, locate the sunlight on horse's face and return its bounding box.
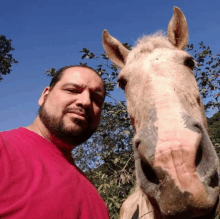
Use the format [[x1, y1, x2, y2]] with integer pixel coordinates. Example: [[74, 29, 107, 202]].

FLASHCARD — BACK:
[[103, 6, 220, 219]]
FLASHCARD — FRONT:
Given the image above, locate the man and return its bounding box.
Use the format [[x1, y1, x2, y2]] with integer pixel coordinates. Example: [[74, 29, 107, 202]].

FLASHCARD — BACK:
[[0, 65, 109, 218]]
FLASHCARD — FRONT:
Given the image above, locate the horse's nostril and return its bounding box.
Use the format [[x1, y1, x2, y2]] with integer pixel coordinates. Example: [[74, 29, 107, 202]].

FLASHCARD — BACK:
[[141, 159, 159, 184], [195, 144, 203, 167], [208, 171, 219, 188]]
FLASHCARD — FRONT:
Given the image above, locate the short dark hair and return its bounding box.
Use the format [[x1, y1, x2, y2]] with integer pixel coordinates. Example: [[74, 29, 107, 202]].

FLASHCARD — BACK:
[[49, 65, 106, 99]]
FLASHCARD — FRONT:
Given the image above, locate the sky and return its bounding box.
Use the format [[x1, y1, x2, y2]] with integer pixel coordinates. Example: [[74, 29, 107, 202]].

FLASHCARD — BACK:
[[1, 0, 220, 132]]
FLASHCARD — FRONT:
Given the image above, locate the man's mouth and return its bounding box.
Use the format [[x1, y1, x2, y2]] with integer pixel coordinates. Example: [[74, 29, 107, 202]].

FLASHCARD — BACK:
[[65, 108, 88, 121], [68, 112, 86, 120]]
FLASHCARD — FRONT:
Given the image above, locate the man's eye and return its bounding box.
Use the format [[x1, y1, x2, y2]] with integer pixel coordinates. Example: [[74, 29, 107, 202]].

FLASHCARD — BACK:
[[66, 89, 79, 93]]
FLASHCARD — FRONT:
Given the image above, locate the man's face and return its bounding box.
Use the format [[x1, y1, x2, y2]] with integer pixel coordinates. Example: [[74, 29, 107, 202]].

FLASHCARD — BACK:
[[38, 67, 105, 146]]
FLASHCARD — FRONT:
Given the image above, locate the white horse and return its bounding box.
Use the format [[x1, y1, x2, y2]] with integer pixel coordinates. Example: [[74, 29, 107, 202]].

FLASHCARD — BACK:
[[102, 7, 220, 219]]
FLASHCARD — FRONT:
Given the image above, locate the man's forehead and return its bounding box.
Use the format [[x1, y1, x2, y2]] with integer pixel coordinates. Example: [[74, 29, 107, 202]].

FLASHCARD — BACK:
[[62, 67, 100, 81], [63, 69, 82, 81], [58, 67, 104, 94]]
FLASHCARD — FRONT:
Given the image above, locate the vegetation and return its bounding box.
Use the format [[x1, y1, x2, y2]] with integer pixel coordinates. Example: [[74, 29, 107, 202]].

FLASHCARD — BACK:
[[187, 42, 220, 111], [208, 111, 220, 157], [46, 41, 220, 218], [0, 35, 18, 82], [208, 111, 220, 219]]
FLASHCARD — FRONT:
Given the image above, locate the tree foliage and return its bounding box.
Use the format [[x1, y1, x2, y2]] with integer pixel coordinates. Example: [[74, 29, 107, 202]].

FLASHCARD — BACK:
[[187, 43, 220, 111], [0, 35, 18, 81], [45, 41, 220, 218], [208, 111, 220, 156]]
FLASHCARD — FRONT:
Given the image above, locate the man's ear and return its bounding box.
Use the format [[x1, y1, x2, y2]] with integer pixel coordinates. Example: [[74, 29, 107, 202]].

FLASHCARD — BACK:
[[38, 87, 50, 106]]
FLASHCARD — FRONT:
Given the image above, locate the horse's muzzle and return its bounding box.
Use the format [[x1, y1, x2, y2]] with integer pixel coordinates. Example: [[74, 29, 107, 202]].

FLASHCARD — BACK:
[[133, 121, 220, 217]]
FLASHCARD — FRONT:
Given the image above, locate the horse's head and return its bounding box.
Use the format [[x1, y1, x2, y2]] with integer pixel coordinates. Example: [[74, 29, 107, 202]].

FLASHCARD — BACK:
[[102, 7, 220, 218]]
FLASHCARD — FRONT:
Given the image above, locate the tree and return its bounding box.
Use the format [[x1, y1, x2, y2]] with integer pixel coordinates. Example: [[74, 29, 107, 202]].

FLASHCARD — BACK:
[[208, 111, 220, 219], [0, 35, 18, 82], [208, 111, 220, 156], [45, 41, 220, 218], [187, 43, 220, 111]]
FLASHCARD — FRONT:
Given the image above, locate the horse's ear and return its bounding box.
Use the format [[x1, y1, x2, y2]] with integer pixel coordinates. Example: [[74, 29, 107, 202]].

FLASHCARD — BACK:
[[102, 29, 130, 68], [167, 7, 188, 50]]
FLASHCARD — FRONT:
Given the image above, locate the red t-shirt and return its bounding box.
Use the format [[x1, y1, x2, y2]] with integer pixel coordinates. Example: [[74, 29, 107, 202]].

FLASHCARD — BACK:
[[0, 127, 109, 219]]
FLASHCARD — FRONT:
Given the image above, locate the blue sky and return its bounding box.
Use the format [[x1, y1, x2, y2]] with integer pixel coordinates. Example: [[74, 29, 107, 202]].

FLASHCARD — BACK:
[[1, 0, 220, 131]]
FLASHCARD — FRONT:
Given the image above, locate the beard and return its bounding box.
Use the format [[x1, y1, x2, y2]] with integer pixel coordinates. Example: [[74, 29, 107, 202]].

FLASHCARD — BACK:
[[38, 101, 98, 147]]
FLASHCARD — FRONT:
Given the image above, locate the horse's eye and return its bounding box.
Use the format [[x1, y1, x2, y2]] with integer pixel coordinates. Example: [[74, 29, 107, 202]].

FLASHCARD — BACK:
[[117, 78, 127, 90], [184, 57, 195, 69]]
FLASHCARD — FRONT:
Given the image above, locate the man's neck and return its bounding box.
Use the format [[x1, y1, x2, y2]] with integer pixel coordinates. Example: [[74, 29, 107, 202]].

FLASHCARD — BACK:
[[26, 116, 74, 151]]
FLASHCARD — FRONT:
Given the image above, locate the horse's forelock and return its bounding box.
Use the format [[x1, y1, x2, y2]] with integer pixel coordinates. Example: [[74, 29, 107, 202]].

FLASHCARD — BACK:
[[126, 31, 176, 64]]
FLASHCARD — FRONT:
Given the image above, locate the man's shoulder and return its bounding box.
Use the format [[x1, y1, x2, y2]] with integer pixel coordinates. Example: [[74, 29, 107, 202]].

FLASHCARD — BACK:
[[0, 127, 24, 140], [0, 127, 38, 147]]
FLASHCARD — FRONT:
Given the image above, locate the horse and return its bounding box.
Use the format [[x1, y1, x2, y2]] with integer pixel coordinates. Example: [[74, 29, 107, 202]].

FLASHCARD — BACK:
[[102, 7, 220, 219]]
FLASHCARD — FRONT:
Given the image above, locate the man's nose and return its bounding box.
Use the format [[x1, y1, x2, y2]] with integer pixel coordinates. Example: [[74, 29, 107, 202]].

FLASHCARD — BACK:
[[77, 90, 91, 108]]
